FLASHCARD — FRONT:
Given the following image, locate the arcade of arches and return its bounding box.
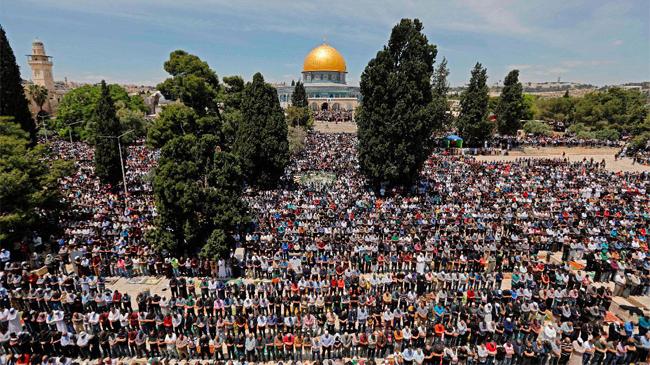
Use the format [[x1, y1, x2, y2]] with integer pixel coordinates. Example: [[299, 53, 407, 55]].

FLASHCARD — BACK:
[[310, 101, 354, 111]]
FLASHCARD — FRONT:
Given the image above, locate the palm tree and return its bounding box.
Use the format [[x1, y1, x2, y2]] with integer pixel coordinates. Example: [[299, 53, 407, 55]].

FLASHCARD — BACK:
[[27, 84, 49, 114]]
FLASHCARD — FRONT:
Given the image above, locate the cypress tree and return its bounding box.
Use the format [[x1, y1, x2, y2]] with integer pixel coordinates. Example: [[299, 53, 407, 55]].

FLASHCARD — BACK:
[[291, 81, 308, 108], [496, 69, 525, 135], [357, 18, 439, 187], [0, 26, 36, 144], [431, 57, 451, 131], [93, 80, 124, 187], [457, 63, 492, 147], [234, 72, 289, 188]]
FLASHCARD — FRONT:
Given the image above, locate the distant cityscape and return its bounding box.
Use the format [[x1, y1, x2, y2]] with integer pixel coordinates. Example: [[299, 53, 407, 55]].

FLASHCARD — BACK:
[[452, 81, 650, 98]]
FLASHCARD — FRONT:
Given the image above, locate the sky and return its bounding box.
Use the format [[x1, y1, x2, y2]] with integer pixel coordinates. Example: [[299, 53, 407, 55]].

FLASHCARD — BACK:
[[2, 0, 649, 87]]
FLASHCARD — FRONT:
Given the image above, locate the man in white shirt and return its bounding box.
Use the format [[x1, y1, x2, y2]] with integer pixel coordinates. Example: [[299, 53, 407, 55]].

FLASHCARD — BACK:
[[613, 271, 626, 296], [165, 332, 177, 358]]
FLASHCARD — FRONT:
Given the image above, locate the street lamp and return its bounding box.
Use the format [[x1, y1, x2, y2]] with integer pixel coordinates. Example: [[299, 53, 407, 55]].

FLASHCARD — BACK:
[[98, 130, 134, 207], [66, 120, 84, 143]]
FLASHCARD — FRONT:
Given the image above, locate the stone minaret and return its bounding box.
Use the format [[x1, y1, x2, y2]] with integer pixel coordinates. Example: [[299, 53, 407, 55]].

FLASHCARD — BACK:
[[27, 40, 54, 91]]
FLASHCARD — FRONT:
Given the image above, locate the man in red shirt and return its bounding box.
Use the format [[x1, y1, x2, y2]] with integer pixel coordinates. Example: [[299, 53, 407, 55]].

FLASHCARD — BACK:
[[282, 331, 295, 360]]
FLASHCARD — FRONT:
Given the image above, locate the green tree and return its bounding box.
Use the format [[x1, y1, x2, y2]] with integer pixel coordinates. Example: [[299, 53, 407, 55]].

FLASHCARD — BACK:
[[487, 96, 499, 114], [522, 120, 552, 136], [221, 76, 245, 110], [573, 88, 647, 131], [157, 50, 220, 115], [288, 125, 308, 154], [286, 105, 313, 128], [291, 81, 308, 108], [431, 57, 451, 131], [288, 81, 311, 128], [522, 94, 538, 120], [537, 96, 574, 124], [357, 18, 439, 187], [116, 108, 147, 143], [0, 26, 36, 144], [150, 56, 249, 259], [567, 122, 588, 135], [147, 103, 198, 148], [233, 72, 289, 188], [56, 83, 146, 141], [632, 113, 650, 135], [27, 84, 49, 115], [151, 134, 248, 258], [496, 69, 525, 135], [93, 81, 125, 187], [593, 128, 620, 141], [629, 131, 650, 152], [0, 117, 71, 246], [147, 103, 222, 149], [457, 63, 492, 147], [220, 76, 245, 150]]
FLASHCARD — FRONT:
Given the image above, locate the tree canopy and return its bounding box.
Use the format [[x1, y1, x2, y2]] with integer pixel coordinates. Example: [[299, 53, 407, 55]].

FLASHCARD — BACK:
[[286, 106, 313, 128], [157, 50, 220, 115], [457, 63, 492, 147], [0, 26, 36, 144], [357, 18, 440, 187], [496, 69, 525, 135], [522, 120, 552, 136], [55, 83, 146, 141], [150, 134, 248, 259], [149, 51, 249, 261], [573, 88, 647, 131], [148, 56, 228, 149], [233, 72, 289, 188], [533, 88, 649, 139], [0, 117, 71, 246], [146, 103, 221, 149], [536, 96, 574, 125], [27, 84, 49, 115]]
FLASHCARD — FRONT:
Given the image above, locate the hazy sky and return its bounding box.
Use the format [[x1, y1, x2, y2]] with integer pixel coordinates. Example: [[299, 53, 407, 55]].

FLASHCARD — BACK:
[[2, 0, 649, 86]]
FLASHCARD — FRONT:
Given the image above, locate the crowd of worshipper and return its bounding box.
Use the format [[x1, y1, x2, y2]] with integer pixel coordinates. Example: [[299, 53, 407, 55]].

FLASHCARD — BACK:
[[631, 146, 650, 166], [0, 133, 649, 365], [452, 136, 626, 156], [313, 110, 354, 123], [507, 136, 625, 149]]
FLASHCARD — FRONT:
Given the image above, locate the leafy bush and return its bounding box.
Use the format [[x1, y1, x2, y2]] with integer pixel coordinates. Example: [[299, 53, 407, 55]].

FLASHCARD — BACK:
[[522, 120, 552, 136], [575, 130, 596, 140], [629, 131, 650, 151], [288, 126, 307, 154], [55, 83, 146, 142], [567, 122, 588, 135], [594, 128, 620, 141]]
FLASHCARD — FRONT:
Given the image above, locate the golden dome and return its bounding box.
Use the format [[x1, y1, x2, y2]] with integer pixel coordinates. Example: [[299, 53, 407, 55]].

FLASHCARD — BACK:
[[303, 44, 347, 73]]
